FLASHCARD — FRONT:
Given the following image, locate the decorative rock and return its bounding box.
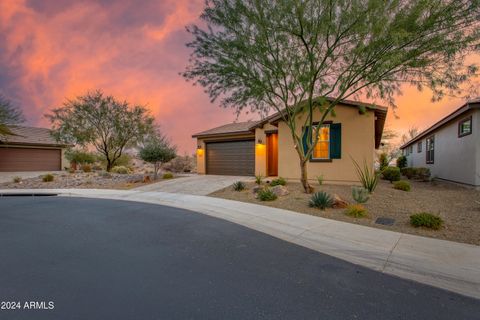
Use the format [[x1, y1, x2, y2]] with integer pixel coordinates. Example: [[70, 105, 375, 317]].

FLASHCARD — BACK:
[[271, 185, 289, 197], [332, 194, 349, 208], [252, 185, 262, 194]]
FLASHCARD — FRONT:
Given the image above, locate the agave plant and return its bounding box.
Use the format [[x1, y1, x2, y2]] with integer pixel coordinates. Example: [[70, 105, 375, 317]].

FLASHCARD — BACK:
[[232, 181, 246, 191], [351, 157, 378, 193], [308, 191, 334, 210]]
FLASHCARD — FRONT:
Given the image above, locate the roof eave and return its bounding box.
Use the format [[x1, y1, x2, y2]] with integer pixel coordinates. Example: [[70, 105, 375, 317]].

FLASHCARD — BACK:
[[192, 130, 255, 139]]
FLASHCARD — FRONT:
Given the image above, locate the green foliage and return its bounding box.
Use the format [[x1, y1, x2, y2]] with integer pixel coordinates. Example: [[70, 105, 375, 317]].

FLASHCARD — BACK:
[[309, 191, 334, 210], [42, 174, 54, 182], [378, 153, 389, 171], [393, 180, 411, 191], [139, 134, 177, 179], [257, 188, 277, 201], [396, 155, 407, 169], [352, 158, 378, 193], [111, 166, 130, 174], [233, 181, 246, 191], [65, 149, 96, 165], [270, 177, 286, 186], [410, 213, 443, 230], [0, 95, 24, 136], [162, 172, 174, 179], [382, 166, 401, 182], [47, 90, 155, 171], [401, 167, 431, 181], [12, 176, 21, 183], [317, 175, 324, 186], [255, 174, 263, 185], [345, 204, 368, 218], [351, 186, 369, 204]]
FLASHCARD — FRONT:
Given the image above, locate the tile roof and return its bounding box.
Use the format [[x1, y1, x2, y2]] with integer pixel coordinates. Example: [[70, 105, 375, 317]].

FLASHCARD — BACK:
[[192, 121, 258, 138], [0, 126, 67, 147]]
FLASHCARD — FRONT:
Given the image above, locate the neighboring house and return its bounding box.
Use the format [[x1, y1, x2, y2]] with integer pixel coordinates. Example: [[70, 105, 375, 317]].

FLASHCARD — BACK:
[[400, 99, 480, 187], [0, 126, 70, 172], [192, 99, 387, 183]]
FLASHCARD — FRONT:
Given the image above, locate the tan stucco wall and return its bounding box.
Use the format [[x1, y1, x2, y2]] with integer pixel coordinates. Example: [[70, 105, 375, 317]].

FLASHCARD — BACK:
[[274, 105, 375, 183]]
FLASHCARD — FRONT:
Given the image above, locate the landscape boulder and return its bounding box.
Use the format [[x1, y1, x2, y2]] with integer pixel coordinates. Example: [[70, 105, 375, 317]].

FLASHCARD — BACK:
[[332, 194, 349, 208], [271, 185, 289, 197]]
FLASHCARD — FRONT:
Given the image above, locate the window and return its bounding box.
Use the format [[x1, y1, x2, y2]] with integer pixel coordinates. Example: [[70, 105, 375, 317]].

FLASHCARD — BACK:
[[426, 136, 434, 164], [417, 141, 422, 153], [458, 116, 472, 137], [312, 125, 330, 159]]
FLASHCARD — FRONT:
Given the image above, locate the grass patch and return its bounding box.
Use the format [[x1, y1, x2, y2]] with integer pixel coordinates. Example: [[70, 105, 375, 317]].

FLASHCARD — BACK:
[[410, 212, 443, 230], [257, 188, 277, 201]]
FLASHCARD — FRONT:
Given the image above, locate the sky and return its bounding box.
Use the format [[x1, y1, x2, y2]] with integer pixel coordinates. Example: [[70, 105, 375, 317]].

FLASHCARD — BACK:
[[0, 0, 478, 154]]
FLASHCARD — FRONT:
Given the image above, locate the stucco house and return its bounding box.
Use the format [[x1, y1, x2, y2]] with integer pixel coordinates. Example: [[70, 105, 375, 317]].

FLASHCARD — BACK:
[[0, 126, 70, 172], [400, 99, 480, 187], [193, 99, 387, 184]]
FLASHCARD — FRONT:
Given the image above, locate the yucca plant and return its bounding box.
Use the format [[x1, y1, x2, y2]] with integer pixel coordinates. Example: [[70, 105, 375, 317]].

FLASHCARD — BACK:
[[232, 181, 246, 191], [352, 157, 378, 193], [257, 188, 277, 201], [308, 191, 334, 210], [351, 186, 369, 203]]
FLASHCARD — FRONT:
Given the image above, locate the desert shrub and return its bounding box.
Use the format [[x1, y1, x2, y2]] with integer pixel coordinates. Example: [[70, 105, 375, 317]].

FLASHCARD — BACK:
[[352, 158, 378, 193], [257, 188, 277, 201], [345, 204, 368, 218], [393, 180, 411, 191], [97, 153, 132, 170], [111, 166, 130, 174], [99, 171, 112, 178], [164, 155, 192, 173], [270, 177, 286, 186], [255, 174, 263, 185], [351, 186, 369, 203], [65, 149, 96, 165], [317, 175, 324, 185], [12, 176, 21, 183], [401, 167, 431, 181], [396, 155, 407, 169], [162, 172, 174, 179], [92, 164, 103, 171], [381, 166, 401, 182], [82, 164, 92, 173], [233, 181, 246, 191], [410, 213, 443, 230], [42, 174, 54, 182], [378, 152, 389, 171], [401, 167, 415, 179], [309, 191, 334, 210]]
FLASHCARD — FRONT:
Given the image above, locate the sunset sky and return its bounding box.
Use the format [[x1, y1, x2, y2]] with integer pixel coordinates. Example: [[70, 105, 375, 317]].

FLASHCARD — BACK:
[[1, 0, 478, 153]]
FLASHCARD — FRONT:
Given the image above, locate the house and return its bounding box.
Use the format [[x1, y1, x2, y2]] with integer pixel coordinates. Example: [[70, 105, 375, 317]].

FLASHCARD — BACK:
[[0, 126, 70, 172], [192, 99, 387, 183], [400, 99, 480, 187]]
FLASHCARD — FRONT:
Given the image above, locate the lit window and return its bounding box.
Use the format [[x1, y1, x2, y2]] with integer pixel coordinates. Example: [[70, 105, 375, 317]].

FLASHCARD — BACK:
[[313, 125, 330, 159], [426, 136, 434, 164], [458, 116, 472, 137]]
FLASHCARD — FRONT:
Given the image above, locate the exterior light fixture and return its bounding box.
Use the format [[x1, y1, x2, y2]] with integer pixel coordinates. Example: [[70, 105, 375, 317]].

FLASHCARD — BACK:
[[257, 138, 264, 145]]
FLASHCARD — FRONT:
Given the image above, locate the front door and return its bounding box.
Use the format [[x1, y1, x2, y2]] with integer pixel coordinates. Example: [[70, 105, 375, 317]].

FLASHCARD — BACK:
[[266, 133, 278, 176]]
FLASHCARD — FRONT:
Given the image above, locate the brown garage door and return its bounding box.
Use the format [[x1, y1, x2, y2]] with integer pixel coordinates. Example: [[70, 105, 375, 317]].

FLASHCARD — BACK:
[[206, 140, 255, 176], [0, 148, 61, 172]]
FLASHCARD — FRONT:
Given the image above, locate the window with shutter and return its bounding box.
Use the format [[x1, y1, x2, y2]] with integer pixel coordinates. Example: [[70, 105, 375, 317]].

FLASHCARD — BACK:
[[302, 123, 341, 161]]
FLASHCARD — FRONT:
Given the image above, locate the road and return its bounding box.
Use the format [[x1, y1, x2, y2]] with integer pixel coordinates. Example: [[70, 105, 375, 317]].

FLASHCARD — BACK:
[[0, 196, 478, 319]]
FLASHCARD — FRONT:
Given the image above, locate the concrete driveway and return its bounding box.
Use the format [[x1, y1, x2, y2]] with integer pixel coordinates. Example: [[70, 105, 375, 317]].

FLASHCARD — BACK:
[[134, 174, 252, 195], [0, 171, 63, 183], [0, 196, 478, 319]]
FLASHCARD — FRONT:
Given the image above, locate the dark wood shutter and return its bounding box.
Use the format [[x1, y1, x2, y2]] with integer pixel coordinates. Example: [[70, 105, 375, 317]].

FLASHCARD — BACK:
[[302, 126, 311, 159], [330, 123, 342, 159]]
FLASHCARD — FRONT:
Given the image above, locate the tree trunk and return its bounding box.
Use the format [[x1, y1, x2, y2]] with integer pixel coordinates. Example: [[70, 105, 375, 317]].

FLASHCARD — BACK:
[[300, 159, 314, 193], [106, 159, 112, 172], [153, 163, 159, 180]]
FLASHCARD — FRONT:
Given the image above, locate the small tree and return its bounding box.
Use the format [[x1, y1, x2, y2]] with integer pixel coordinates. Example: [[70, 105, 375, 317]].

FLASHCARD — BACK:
[[0, 95, 24, 136], [139, 135, 177, 180], [47, 90, 155, 171]]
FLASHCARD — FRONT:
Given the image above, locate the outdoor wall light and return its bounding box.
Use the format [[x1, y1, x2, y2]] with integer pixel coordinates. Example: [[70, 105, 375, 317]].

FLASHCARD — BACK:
[[257, 138, 264, 145]]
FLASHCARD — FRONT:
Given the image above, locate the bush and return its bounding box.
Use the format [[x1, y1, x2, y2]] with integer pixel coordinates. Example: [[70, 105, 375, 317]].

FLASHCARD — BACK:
[[401, 167, 431, 181], [393, 180, 411, 191], [352, 158, 378, 193], [233, 181, 246, 191], [257, 188, 277, 201], [65, 149, 96, 165], [410, 213, 443, 230], [378, 153, 389, 171], [309, 191, 334, 210], [111, 166, 130, 174], [351, 186, 369, 203], [401, 167, 415, 179], [317, 175, 324, 185], [42, 174, 54, 182], [12, 176, 21, 183], [396, 155, 407, 169], [163, 155, 192, 173], [255, 174, 263, 185], [345, 204, 368, 218], [82, 164, 92, 173], [98, 153, 132, 169], [270, 177, 286, 186], [381, 166, 401, 182], [162, 172, 174, 179], [99, 171, 112, 178]]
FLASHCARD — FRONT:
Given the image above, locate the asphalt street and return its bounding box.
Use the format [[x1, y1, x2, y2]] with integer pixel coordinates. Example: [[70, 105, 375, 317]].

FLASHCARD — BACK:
[[0, 196, 478, 319]]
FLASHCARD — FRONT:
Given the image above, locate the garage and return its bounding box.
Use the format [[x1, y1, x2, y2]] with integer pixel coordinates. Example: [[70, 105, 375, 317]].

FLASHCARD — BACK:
[[0, 148, 62, 172], [206, 140, 255, 176]]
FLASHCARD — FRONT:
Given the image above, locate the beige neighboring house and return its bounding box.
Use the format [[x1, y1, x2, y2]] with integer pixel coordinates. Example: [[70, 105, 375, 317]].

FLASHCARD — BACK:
[[0, 126, 70, 172], [192, 99, 387, 184], [400, 99, 480, 187]]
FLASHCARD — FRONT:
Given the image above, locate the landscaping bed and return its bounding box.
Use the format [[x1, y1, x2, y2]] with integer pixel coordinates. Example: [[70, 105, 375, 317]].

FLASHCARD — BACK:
[[210, 179, 480, 245]]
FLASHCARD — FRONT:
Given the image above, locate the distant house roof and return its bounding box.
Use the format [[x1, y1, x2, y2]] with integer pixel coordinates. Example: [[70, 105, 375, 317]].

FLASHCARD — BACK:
[[0, 126, 69, 147], [400, 98, 480, 149], [192, 121, 259, 138]]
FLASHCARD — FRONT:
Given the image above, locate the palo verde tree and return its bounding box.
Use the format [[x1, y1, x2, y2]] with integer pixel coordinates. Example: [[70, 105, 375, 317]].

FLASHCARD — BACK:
[[47, 90, 155, 171], [182, 0, 480, 192], [139, 133, 177, 180], [0, 95, 24, 137]]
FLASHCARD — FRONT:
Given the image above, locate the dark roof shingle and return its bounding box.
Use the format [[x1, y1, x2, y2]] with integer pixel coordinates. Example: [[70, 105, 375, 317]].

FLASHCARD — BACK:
[[0, 126, 66, 147], [192, 121, 258, 138]]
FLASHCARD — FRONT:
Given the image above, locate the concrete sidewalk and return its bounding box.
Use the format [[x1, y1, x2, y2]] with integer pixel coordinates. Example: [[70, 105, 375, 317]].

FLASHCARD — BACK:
[[1, 188, 479, 299]]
